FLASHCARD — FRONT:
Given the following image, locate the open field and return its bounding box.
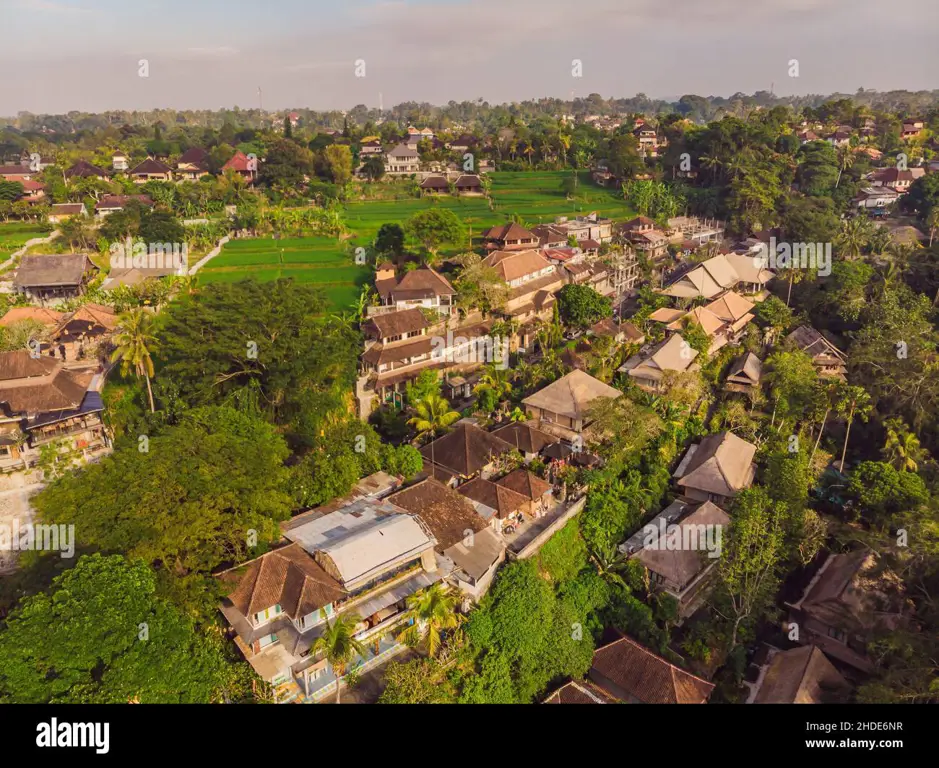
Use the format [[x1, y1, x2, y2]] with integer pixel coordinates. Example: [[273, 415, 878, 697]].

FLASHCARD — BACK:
[[196, 172, 636, 312], [196, 234, 369, 311], [0, 222, 48, 265]]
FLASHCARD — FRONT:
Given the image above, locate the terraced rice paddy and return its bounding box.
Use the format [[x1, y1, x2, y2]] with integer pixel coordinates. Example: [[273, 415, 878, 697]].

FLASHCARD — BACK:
[[197, 171, 636, 311], [196, 236, 369, 311]]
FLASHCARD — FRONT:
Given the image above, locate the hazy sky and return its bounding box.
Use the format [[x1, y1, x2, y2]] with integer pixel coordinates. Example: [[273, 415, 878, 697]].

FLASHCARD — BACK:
[[2, 0, 937, 115]]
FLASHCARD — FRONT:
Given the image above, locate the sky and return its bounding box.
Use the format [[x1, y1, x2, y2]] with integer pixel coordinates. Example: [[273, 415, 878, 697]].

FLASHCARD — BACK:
[[1, 0, 937, 115]]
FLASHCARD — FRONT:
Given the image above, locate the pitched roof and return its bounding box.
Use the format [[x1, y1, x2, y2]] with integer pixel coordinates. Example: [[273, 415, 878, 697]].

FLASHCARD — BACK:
[[491, 421, 559, 454], [727, 351, 762, 384], [13, 254, 92, 289], [723, 252, 774, 285], [420, 175, 449, 189], [53, 303, 118, 339], [522, 369, 621, 421], [753, 646, 850, 704], [632, 501, 730, 587], [0, 307, 64, 328], [48, 203, 85, 216], [387, 477, 486, 550], [625, 334, 699, 381], [495, 469, 553, 501], [226, 543, 346, 619], [363, 308, 428, 339], [793, 549, 907, 633], [454, 174, 481, 188], [483, 222, 538, 243], [130, 157, 173, 175], [675, 431, 756, 497], [223, 151, 252, 172], [0, 352, 93, 413], [65, 159, 108, 178], [419, 424, 514, 477], [458, 477, 530, 518], [385, 267, 455, 298], [0, 350, 59, 381], [95, 194, 153, 211], [483, 249, 553, 282], [361, 336, 432, 366], [387, 143, 418, 158], [543, 679, 619, 704], [590, 635, 714, 704], [786, 325, 846, 362], [176, 147, 209, 168]]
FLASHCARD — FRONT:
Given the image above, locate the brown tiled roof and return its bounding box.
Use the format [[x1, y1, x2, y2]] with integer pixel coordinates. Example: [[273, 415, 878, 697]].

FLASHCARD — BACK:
[[495, 468, 553, 501], [13, 254, 92, 289], [364, 308, 428, 340], [130, 158, 173, 175], [754, 646, 850, 704], [491, 422, 559, 454], [419, 424, 514, 477], [483, 222, 538, 243], [590, 635, 714, 704], [176, 147, 209, 169], [484, 249, 553, 282], [49, 203, 85, 216], [384, 267, 455, 299], [458, 477, 529, 518], [0, 307, 64, 328], [223, 151, 252, 172], [420, 175, 449, 189], [53, 303, 118, 339], [361, 336, 432, 366], [65, 160, 108, 178], [676, 431, 756, 498], [633, 501, 729, 587], [96, 194, 153, 211], [388, 477, 485, 550], [454, 174, 481, 188], [0, 353, 92, 413], [543, 679, 618, 704], [507, 271, 562, 302], [0, 350, 58, 381], [226, 543, 345, 620], [522, 369, 621, 421]]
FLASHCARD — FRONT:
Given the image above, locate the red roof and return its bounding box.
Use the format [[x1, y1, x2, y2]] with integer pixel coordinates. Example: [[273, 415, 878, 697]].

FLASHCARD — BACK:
[[223, 151, 251, 172]]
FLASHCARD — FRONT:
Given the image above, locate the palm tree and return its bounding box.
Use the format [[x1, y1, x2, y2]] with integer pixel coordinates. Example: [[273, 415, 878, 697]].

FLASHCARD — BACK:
[[882, 418, 924, 472], [396, 584, 463, 657], [408, 393, 460, 477], [835, 385, 872, 473], [110, 308, 157, 413], [927, 207, 939, 248], [810, 381, 839, 462], [835, 144, 855, 188], [310, 614, 368, 705], [836, 216, 871, 260], [474, 363, 513, 412]]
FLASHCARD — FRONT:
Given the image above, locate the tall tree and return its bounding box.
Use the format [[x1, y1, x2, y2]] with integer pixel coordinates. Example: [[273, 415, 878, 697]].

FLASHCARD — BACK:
[[110, 308, 157, 413], [310, 614, 368, 704]]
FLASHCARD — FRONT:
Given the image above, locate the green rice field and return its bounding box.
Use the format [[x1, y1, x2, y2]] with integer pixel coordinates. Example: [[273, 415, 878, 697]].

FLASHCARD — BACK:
[[0, 222, 49, 267], [196, 171, 637, 311]]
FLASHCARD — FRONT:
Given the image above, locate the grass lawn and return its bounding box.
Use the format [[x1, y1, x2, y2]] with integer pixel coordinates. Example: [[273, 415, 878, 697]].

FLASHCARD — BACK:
[[0, 222, 49, 265]]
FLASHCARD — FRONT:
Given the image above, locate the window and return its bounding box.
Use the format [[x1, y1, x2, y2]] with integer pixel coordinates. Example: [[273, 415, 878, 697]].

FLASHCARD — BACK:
[[827, 626, 848, 644]]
